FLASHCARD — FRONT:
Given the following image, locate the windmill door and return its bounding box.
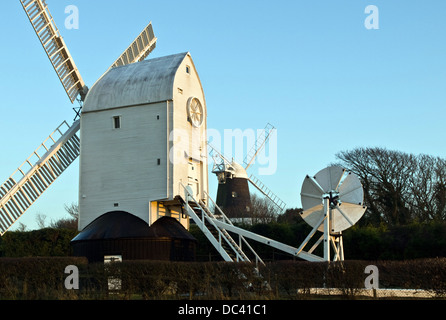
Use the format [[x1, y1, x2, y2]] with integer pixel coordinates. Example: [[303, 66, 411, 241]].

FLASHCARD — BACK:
[[187, 159, 200, 199]]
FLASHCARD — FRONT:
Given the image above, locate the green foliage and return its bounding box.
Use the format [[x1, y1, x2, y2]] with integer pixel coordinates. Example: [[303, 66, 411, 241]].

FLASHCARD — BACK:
[[343, 221, 446, 260], [0, 228, 78, 257], [2, 218, 445, 262], [342, 224, 387, 260], [192, 218, 446, 262]]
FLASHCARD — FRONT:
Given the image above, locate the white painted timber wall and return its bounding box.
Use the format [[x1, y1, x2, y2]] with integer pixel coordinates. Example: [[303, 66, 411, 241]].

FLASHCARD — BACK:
[[78, 52, 208, 231], [79, 102, 168, 229], [171, 54, 208, 203]]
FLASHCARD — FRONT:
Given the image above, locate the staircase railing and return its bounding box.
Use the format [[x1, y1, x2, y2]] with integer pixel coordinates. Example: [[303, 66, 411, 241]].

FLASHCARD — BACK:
[[181, 184, 324, 263], [204, 191, 265, 266], [181, 183, 253, 263]]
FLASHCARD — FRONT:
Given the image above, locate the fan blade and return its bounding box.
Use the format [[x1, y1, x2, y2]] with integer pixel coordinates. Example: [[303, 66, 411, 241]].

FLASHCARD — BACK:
[[332, 202, 367, 233], [301, 203, 324, 231], [300, 175, 324, 211], [109, 22, 157, 69], [314, 166, 345, 193], [338, 172, 364, 205]]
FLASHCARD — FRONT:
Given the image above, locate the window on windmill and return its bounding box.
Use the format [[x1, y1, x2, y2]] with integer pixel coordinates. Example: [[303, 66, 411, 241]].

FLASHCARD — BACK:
[[232, 191, 238, 198], [186, 65, 190, 74], [113, 116, 121, 129]]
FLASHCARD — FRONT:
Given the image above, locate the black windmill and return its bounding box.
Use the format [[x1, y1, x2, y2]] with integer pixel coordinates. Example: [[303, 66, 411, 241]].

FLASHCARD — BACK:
[[209, 123, 286, 221]]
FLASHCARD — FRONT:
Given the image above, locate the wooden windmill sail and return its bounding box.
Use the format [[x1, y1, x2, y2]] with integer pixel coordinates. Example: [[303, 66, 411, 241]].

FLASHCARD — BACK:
[[0, 0, 157, 235]]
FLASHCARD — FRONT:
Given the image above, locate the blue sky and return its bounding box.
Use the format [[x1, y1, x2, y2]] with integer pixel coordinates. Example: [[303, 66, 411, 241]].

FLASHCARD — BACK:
[[1, 0, 445, 230]]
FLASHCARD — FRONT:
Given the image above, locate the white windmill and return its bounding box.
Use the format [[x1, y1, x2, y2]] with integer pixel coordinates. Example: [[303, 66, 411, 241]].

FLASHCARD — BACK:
[[208, 123, 286, 222], [1, 1, 212, 264], [0, 0, 159, 236]]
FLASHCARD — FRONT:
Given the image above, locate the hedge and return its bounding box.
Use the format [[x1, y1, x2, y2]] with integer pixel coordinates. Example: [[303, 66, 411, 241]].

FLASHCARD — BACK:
[[2, 222, 446, 262], [0, 228, 78, 258], [342, 221, 446, 260], [191, 221, 446, 262], [1, 257, 445, 300], [0, 257, 88, 300]]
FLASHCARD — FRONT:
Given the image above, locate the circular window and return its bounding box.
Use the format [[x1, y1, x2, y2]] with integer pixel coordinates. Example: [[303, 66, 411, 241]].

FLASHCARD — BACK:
[[187, 97, 204, 127]]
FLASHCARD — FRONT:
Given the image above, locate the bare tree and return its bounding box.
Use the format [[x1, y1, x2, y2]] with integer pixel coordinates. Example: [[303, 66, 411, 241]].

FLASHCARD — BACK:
[[410, 155, 446, 221], [64, 203, 79, 220], [250, 194, 278, 224], [336, 147, 446, 226], [35, 213, 47, 229], [48, 203, 79, 230], [16, 222, 27, 232]]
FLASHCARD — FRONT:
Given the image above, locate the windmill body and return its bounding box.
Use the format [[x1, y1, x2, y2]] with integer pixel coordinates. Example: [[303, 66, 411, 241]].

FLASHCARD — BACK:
[[215, 160, 252, 219], [78, 53, 208, 231], [4, 0, 208, 262], [210, 123, 286, 221]]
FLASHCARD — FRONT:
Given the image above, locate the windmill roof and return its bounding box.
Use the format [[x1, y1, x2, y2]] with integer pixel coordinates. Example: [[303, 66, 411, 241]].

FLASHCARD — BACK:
[[71, 211, 196, 241], [231, 161, 249, 179], [82, 52, 189, 112]]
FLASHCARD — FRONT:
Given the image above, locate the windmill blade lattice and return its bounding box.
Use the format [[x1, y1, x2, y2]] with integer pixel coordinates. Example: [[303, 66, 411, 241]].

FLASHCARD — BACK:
[[20, 0, 87, 103], [243, 123, 275, 170], [248, 175, 286, 214], [109, 22, 157, 69]]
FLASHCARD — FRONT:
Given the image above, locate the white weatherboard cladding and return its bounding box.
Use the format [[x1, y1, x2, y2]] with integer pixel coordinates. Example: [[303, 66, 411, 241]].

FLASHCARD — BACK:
[[171, 55, 207, 201], [79, 102, 168, 230], [78, 52, 208, 230]]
